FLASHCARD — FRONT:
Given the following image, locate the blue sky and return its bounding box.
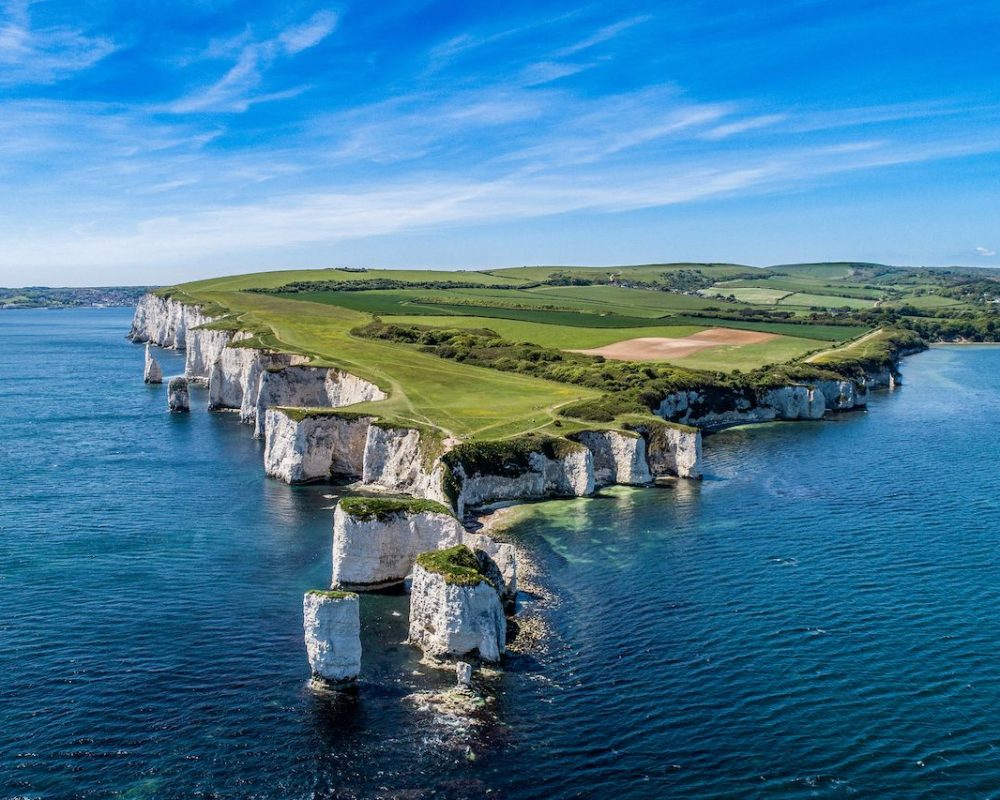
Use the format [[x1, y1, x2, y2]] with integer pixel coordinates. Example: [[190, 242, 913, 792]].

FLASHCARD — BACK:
[[1, 0, 999, 285]]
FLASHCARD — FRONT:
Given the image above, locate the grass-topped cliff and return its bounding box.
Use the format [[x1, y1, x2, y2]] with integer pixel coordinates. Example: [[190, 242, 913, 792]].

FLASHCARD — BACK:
[[148, 263, 974, 442], [415, 545, 494, 587]]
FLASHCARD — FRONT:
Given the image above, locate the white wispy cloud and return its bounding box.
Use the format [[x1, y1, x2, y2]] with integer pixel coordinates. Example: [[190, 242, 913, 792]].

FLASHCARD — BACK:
[[976, 246, 996, 257], [552, 15, 650, 58], [167, 11, 336, 113], [701, 114, 786, 140], [2, 6, 1000, 278], [0, 0, 116, 85], [279, 10, 338, 54]]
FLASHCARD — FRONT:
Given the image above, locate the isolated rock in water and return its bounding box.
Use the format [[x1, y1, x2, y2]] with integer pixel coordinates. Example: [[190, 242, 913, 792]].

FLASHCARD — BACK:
[[303, 590, 361, 684], [456, 661, 473, 688], [143, 344, 163, 384], [408, 545, 506, 662], [167, 376, 190, 412]]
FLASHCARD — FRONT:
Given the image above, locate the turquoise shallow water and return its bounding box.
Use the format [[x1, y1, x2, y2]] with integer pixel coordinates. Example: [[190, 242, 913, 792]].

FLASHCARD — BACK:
[[4, 308, 1000, 799]]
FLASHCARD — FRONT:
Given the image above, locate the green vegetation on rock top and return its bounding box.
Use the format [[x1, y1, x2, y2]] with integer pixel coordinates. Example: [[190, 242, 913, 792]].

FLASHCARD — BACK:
[[415, 544, 492, 587], [306, 589, 357, 600], [339, 496, 454, 521]]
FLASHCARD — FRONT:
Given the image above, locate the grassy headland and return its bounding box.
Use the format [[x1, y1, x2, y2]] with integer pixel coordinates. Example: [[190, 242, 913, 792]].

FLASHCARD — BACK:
[[153, 262, 998, 442]]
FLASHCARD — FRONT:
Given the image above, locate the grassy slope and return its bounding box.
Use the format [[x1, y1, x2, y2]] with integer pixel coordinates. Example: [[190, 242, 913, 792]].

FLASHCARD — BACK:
[[178, 287, 594, 440], [163, 264, 889, 441]]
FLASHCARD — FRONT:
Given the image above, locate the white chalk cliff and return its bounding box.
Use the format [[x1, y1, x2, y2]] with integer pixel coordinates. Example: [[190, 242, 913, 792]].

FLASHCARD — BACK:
[[129, 293, 213, 350], [331, 502, 516, 599], [408, 549, 506, 662], [361, 424, 450, 504], [571, 430, 651, 486], [302, 590, 361, 684], [264, 409, 374, 483]]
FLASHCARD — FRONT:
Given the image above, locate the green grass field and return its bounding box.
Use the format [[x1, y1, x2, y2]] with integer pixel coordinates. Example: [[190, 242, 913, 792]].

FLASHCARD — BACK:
[[701, 287, 792, 304], [165, 263, 990, 441], [777, 293, 875, 310]]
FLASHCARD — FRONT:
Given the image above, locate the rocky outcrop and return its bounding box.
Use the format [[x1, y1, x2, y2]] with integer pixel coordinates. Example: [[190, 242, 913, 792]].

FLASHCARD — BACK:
[[331, 499, 516, 599], [571, 430, 651, 486], [302, 590, 361, 684], [361, 424, 450, 504], [444, 438, 594, 518], [207, 339, 297, 422], [129, 293, 213, 349], [655, 383, 847, 429], [167, 376, 189, 412], [610, 421, 702, 480], [185, 325, 235, 383], [143, 344, 162, 384], [252, 366, 385, 438], [408, 545, 506, 662], [264, 409, 374, 484]]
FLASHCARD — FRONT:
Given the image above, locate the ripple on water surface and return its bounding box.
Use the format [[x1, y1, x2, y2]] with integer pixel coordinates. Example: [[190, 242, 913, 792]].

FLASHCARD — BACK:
[[3, 313, 1000, 798]]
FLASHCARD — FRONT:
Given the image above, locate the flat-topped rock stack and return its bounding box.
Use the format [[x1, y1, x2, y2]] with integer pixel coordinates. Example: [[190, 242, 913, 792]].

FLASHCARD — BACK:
[[303, 590, 361, 685], [407, 545, 506, 662]]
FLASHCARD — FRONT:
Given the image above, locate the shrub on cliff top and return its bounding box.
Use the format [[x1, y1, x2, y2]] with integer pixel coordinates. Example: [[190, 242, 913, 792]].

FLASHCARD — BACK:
[[339, 496, 454, 522], [415, 545, 492, 587]]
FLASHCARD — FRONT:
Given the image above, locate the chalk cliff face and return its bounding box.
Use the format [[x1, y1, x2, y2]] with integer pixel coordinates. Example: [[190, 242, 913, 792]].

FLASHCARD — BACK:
[[447, 442, 595, 518], [302, 591, 361, 684], [185, 325, 234, 383], [571, 430, 651, 486], [330, 502, 517, 598], [655, 383, 856, 429], [143, 344, 162, 384], [207, 340, 297, 423], [253, 366, 385, 438], [408, 557, 506, 662], [264, 410, 374, 483], [622, 422, 702, 480], [361, 424, 450, 505], [332, 504, 466, 590], [167, 376, 190, 412], [129, 293, 213, 349]]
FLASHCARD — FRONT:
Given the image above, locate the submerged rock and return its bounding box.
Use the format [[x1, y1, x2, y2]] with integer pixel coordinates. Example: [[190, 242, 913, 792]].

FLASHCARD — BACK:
[[408, 545, 506, 662], [167, 377, 189, 412], [143, 344, 162, 384], [303, 590, 361, 684]]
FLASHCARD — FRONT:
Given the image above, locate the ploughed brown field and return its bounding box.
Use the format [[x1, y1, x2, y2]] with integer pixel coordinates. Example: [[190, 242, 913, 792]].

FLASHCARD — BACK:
[[569, 327, 779, 361]]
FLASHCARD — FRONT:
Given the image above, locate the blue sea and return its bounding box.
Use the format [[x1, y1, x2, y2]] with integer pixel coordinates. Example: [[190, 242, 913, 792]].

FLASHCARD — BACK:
[[4, 308, 1000, 799]]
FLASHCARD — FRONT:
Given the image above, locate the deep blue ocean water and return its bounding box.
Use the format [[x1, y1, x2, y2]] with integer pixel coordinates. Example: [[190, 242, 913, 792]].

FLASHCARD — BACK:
[[4, 308, 1000, 799]]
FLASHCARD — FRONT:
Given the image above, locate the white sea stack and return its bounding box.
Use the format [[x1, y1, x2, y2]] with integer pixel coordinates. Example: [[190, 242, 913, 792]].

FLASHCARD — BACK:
[[143, 344, 163, 384], [331, 499, 517, 601], [303, 590, 361, 684], [408, 545, 506, 662], [167, 376, 189, 412]]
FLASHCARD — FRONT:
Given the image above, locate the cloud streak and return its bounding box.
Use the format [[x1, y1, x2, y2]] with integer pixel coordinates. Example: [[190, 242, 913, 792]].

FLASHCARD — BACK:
[[0, 0, 115, 84], [0, 2, 998, 280], [167, 10, 336, 113]]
